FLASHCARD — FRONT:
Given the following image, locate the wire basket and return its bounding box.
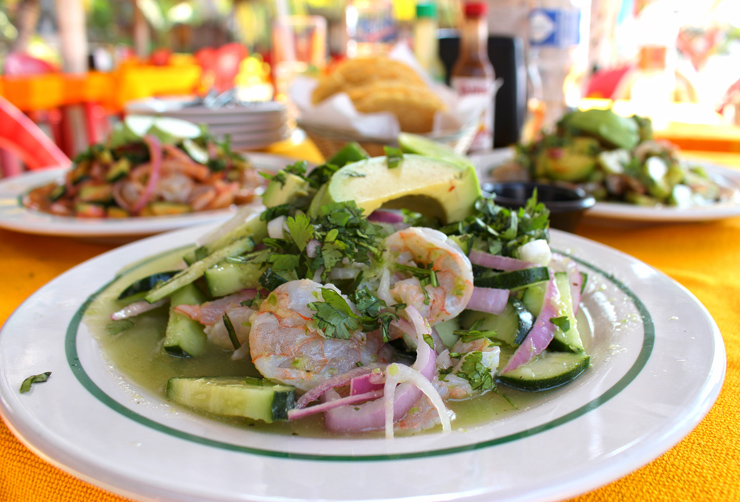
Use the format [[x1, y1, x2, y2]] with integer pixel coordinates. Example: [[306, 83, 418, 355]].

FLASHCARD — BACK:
[[297, 120, 478, 159]]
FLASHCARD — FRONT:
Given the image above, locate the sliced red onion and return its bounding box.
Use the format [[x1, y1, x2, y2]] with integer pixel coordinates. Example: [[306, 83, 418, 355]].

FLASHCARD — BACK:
[[368, 209, 404, 224], [392, 317, 444, 352], [111, 299, 167, 320], [288, 390, 383, 421], [469, 250, 535, 271], [383, 363, 451, 438], [323, 306, 436, 433], [350, 371, 385, 396], [501, 272, 560, 373], [552, 253, 582, 315], [295, 364, 382, 409], [466, 287, 510, 315], [130, 135, 163, 214]]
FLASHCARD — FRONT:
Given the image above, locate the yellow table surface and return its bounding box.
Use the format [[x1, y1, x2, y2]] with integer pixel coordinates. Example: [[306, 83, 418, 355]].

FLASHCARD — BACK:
[[1, 142, 739, 502]]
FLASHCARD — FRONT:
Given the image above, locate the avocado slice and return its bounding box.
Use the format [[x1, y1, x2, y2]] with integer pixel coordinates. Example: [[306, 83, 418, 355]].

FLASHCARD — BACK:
[[262, 173, 311, 208], [312, 155, 481, 224], [561, 109, 640, 150], [536, 137, 600, 182]]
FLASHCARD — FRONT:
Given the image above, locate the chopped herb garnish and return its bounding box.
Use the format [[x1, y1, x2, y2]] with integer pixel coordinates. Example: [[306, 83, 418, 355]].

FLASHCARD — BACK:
[[452, 328, 500, 344], [309, 288, 361, 339], [384, 146, 404, 168], [222, 313, 241, 350], [456, 352, 495, 392], [550, 315, 571, 332], [20, 372, 51, 393], [285, 212, 314, 252]]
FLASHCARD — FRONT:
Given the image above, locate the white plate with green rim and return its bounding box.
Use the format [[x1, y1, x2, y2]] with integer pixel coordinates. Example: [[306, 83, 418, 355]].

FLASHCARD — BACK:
[[0, 225, 724, 502], [0, 153, 297, 241]]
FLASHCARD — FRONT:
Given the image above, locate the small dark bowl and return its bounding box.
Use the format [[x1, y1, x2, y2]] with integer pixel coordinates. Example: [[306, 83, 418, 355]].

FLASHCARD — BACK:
[[481, 182, 596, 233]]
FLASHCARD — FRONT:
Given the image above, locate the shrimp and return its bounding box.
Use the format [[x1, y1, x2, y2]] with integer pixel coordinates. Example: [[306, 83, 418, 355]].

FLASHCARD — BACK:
[[382, 227, 474, 326], [158, 173, 194, 203], [249, 279, 370, 392]]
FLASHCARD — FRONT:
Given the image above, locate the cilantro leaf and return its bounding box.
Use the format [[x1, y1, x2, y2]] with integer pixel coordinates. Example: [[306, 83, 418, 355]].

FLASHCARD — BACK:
[[384, 146, 404, 168], [456, 352, 495, 392], [20, 372, 51, 393], [285, 212, 313, 252], [550, 315, 571, 332], [309, 288, 361, 339], [222, 313, 241, 350]]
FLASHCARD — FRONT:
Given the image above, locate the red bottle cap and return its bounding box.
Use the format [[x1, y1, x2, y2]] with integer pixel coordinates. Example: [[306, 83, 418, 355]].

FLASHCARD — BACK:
[[464, 1, 488, 18]]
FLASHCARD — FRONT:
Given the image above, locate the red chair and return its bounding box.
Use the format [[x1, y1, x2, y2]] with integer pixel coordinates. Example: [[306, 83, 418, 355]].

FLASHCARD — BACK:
[[0, 96, 71, 177]]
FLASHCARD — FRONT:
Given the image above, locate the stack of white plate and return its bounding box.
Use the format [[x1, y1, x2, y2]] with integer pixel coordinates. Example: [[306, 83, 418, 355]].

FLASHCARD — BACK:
[[125, 97, 290, 150]]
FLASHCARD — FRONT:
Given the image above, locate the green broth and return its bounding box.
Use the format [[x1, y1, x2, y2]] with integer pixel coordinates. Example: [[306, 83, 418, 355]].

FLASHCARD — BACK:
[[85, 247, 592, 437]]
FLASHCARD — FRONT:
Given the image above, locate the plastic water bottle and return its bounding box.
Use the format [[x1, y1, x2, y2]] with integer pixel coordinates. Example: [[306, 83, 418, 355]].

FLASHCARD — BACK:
[[527, 0, 590, 130], [345, 0, 398, 58]]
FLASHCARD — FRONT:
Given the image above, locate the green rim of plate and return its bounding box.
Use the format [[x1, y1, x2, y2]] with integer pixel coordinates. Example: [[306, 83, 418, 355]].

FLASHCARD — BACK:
[[65, 248, 654, 461]]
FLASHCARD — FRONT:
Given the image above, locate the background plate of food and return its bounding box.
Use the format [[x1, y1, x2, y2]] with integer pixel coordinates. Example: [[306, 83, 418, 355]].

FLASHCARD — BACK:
[[0, 116, 299, 240], [475, 109, 740, 223]]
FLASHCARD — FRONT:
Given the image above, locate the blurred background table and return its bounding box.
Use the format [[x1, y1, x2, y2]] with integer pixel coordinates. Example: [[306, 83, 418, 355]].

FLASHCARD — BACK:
[[0, 137, 738, 502]]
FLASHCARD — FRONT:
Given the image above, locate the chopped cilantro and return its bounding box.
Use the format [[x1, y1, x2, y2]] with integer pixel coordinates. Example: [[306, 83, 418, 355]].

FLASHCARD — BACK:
[[309, 288, 361, 339], [222, 313, 241, 350], [20, 372, 51, 393], [441, 195, 550, 258], [285, 212, 314, 252], [550, 315, 571, 333], [384, 146, 404, 168], [456, 352, 495, 392]]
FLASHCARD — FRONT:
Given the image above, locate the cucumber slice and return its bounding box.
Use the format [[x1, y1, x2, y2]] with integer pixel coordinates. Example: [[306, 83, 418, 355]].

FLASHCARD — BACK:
[[145, 237, 255, 303], [460, 297, 534, 347], [474, 267, 550, 290], [498, 351, 590, 391], [204, 261, 265, 297], [166, 376, 296, 423], [521, 282, 546, 316], [432, 317, 461, 349], [549, 272, 585, 353], [164, 284, 208, 357], [185, 215, 267, 265], [117, 270, 180, 301]]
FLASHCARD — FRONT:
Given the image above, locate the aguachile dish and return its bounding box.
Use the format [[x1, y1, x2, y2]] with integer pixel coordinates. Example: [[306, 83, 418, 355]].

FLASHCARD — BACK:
[[498, 108, 733, 207], [96, 142, 591, 437], [23, 116, 265, 218]]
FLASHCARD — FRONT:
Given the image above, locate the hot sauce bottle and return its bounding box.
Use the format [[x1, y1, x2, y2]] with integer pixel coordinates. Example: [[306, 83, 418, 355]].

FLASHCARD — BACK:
[[451, 1, 496, 151]]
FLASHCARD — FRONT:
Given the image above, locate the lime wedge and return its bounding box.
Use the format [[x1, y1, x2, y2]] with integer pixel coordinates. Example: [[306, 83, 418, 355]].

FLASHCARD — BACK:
[[398, 132, 473, 169]]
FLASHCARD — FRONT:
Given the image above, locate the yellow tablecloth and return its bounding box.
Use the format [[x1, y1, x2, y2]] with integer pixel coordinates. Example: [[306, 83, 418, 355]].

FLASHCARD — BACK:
[[1, 143, 739, 502]]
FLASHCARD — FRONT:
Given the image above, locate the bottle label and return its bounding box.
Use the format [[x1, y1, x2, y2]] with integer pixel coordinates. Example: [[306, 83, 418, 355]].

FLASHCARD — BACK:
[[451, 76, 495, 151], [349, 5, 398, 44], [529, 8, 581, 48]]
